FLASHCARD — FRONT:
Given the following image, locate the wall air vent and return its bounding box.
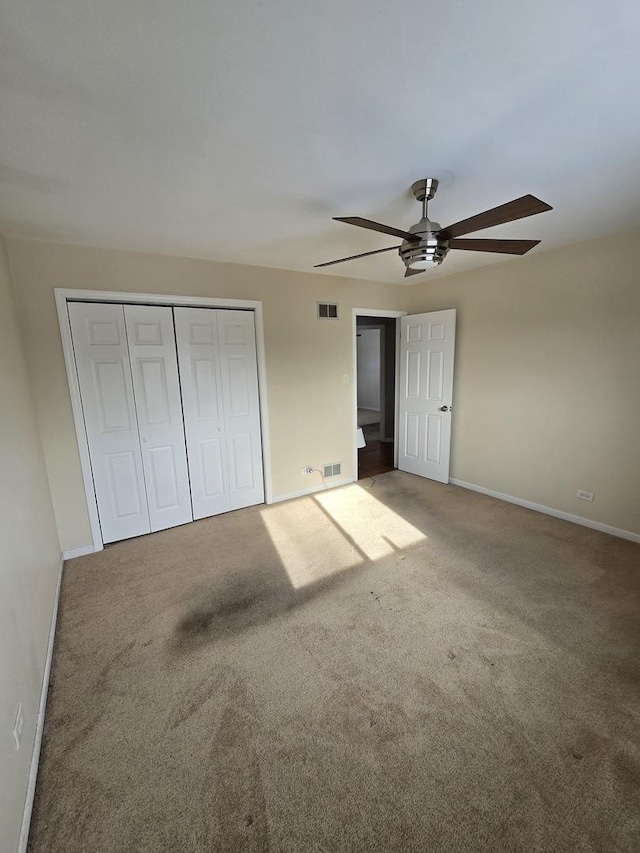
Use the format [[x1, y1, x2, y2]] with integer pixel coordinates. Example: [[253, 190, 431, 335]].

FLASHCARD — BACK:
[[317, 302, 338, 320], [323, 462, 342, 478]]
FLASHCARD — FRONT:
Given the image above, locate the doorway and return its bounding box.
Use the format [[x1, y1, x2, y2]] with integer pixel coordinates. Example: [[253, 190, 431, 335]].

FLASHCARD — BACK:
[[355, 314, 398, 479], [353, 307, 456, 487]]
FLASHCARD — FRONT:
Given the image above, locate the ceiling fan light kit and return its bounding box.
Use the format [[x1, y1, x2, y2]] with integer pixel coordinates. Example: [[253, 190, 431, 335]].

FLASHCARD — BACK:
[[400, 178, 447, 270], [315, 178, 552, 278]]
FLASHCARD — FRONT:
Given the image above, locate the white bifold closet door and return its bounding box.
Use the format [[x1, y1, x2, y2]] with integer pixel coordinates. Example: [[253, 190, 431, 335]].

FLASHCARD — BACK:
[[68, 302, 151, 543], [174, 307, 265, 519], [123, 304, 192, 532], [69, 302, 192, 543]]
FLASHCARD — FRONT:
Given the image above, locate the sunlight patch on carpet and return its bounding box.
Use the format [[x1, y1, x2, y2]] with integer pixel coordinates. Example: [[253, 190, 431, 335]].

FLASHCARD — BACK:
[[314, 485, 427, 559], [260, 484, 426, 589], [260, 497, 362, 588]]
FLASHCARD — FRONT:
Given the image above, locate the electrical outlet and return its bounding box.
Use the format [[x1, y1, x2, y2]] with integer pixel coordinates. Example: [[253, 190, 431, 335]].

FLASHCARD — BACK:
[[576, 490, 594, 502], [13, 703, 24, 750], [301, 467, 314, 475]]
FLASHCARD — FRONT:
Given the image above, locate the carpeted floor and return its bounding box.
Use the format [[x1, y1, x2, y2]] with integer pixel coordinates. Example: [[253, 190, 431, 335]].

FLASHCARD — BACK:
[[29, 472, 640, 852]]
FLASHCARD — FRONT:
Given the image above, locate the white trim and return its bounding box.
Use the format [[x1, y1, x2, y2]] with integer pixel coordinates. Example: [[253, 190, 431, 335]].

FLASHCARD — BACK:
[[55, 288, 264, 310], [55, 291, 104, 553], [17, 553, 65, 853], [253, 302, 274, 505], [352, 309, 406, 480], [55, 288, 273, 548], [450, 479, 640, 544], [62, 544, 99, 560], [271, 476, 354, 504], [353, 309, 407, 318]]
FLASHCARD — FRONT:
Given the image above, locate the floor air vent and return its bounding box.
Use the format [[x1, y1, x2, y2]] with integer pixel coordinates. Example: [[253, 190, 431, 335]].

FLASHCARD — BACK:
[[323, 462, 341, 478]]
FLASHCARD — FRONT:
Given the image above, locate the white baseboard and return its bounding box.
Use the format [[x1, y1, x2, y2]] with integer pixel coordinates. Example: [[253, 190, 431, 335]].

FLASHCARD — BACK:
[[17, 553, 65, 853], [271, 476, 354, 504], [450, 479, 640, 544], [62, 543, 100, 560]]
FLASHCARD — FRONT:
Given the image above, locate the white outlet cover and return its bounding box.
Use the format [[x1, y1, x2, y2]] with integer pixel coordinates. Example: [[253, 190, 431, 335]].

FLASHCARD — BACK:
[[576, 490, 594, 502]]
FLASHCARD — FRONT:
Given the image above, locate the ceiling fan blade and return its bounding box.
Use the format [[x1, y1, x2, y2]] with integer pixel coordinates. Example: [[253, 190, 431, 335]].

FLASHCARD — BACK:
[[448, 238, 541, 255], [437, 195, 552, 240], [404, 267, 424, 278], [334, 216, 420, 242], [314, 244, 400, 268]]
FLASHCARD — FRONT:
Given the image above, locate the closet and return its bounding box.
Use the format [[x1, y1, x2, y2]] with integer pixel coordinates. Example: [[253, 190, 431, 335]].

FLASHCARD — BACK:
[[68, 302, 264, 544]]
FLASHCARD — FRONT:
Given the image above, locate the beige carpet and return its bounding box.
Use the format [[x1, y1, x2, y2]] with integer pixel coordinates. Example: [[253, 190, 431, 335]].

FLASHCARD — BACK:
[[29, 472, 640, 852]]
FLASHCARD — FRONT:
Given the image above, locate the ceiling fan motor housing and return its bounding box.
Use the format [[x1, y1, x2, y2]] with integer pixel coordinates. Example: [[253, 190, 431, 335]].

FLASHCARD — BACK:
[[400, 219, 449, 268]]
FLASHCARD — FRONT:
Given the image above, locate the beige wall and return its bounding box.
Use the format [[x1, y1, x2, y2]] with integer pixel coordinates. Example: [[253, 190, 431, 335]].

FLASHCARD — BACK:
[[0, 235, 61, 851], [406, 231, 640, 536], [1, 229, 636, 848], [5, 239, 409, 552], [7, 231, 639, 559]]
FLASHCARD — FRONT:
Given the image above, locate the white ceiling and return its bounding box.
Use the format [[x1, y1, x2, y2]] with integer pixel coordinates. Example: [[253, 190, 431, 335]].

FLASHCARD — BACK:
[[2, 0, 640, 283]]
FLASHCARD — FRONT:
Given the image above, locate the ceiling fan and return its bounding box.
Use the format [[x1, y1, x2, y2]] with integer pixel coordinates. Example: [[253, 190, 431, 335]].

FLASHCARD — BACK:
[[315, 179, 552, 277]]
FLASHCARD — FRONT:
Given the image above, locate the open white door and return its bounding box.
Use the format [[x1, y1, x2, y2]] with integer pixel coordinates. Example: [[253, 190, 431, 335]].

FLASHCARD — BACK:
[[398, 309, 456, 484]]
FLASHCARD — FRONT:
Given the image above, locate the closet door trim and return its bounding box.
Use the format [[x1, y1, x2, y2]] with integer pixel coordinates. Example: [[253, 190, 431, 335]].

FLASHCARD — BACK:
[[56, 289, 272, 555]]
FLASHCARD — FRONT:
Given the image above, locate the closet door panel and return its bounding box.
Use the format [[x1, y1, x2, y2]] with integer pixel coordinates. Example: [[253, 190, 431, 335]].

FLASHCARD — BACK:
[[68, 302, 150, 543], [174, 307, 231, 519], [124, 305, 193, 532], [217, 310, 265, 510], [199, 439, 226, 498], [230, 434, 255, 491]]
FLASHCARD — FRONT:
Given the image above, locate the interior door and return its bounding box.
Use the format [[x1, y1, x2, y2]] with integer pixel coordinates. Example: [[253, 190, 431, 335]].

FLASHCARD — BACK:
[[174, 307, 264, 519], [124, 304, 193, 532], [68, 302, 151, 543], [398, 309, 456, 483]]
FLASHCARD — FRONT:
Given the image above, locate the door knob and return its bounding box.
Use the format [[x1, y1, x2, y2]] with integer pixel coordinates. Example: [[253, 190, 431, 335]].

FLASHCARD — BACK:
[[142, 437, 148, 442], [438, 405, 449, 412], [217, 426, 223, 433]]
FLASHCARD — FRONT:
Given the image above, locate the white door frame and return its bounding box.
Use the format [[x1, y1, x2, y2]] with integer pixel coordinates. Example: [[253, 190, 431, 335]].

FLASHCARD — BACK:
[[352, 308, 407, 480], [55, 288, 273, 553]]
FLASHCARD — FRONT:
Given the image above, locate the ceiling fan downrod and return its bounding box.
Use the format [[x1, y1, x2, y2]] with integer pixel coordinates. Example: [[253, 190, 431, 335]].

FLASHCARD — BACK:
[[412, 177, 439, 220]]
